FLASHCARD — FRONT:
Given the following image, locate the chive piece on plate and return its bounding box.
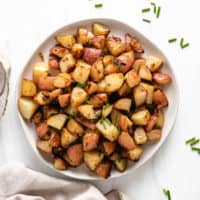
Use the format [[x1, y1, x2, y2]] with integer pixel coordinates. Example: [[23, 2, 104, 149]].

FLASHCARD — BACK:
[[142, 18, 151, 23], [156, 6, 161, 18], [142, 8, 151, 13], [185, 137, 196, 144], [190, 139, 200, 146], [191, 147, 200, 152], [180, 38, 190, 49], [181, 43, 190, 49], [163, 189, 171, 200], [168, 38, 177, 43], [95, 3, 103, 8], [150, 2, 157, 14]]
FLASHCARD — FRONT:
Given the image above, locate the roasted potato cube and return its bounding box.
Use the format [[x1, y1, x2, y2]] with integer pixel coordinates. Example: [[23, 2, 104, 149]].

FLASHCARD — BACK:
[[89, 93, 108, 108], [103, 141, 116, 156], [76, 118, 96, 130], [95, 161, 111, 178], [97, 79, 106, 93], [90, 59, 104, 82], [54, 76, 69, 88], [78, 105, 96, 119], [42, 106, 58, 119], [118, 115, 133, 131], [83, 48, 102, 65], [54, 157, 67, 170], [106, 36, 125, 56], [153, 89, 168, 108], [103, 55, 114, 66], [67, 118, 84, 136], [56, 34, 76, 49], [64, 144, 83, 167], [89, 35, 106, 49], [58, 94, 70, 108], [48, 55, 59, 69], [118, 82, 131, 96], [118, 131, 136, 150], [35, 121, 49, 138], [125, 69, 140, 88], [37, 76, 55, 91], [31, 111, 42, 124], [18, 97, 39, 120], [47, 114, 67, 130], [125, 33, 133, 51], [96, 118, 119, 142], [156, 109, 164, 128], [114, 98, 131, 112], [114, 158, 127, 172], [34, 91, 52, 105], [131, 109, 150, 125], [72, 60, 91, 83], [21, 79, 37, 97], [61, 128, 78, 147], [49, 89, 62, 99], [37, 140, 52, 154], [128, 147, 143, 161], [50, 44, 68, 58], [133, 58, 146, 72], [49, 131, 61, 147], [65, 105, 77, 117], [133, 85, 147, 107], [71, 43, 83, 58], [147, 129, 161, 141], [140, 83, 154, 104], [60, 53, 76, 73], [85, 81, 98, 95], [77, 28, 94, 45], [92, 23, 110, 36], [104, 63, 119, 75], [134, 127, 147, 144], [84, 151, 104, 171], [130, 37, 144, 53], [146, 55, 163, 72], [153, 72, 172, 85], [111, 109, 121, 126], [83, 132, 99, 151], [139, 65, 152, 81], [146, 114, 158, 132], [71, 87, 87, 107], [102, 104, 113, 118], [33, 62, 49, 83], [105, 73, 124, 93]]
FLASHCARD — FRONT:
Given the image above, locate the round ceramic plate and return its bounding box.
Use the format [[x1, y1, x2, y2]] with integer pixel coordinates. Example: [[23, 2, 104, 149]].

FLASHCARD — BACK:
[[16, 18, 179, 180]]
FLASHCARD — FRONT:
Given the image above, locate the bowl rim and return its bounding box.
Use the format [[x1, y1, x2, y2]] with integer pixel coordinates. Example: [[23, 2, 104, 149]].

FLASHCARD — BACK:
[[16, 17, 180, 180]]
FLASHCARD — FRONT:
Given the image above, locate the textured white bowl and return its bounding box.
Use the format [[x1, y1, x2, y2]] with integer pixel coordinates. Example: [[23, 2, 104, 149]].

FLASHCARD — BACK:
[[16, 18, 179, 180]]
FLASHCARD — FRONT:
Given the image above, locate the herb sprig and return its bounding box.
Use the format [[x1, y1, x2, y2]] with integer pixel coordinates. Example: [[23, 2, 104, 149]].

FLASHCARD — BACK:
[[163, 188, 171, 200], [186, 137, 200, 154], [95, 3, 103, 8]]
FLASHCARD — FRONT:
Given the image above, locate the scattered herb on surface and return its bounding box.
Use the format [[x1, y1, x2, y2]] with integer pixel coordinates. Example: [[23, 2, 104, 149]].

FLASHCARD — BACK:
[[163, 188, 171, 200], [186, 137, 200, 153], [77, 82, 87, 88], [185, 137, 196, 144], [180, 38, 190, 49], [156, 6, 161, 18], [142, 8, 151, 13], [95, 3, 103, 8], [142, 18, 151, 23], [168, 38, 177, 43], [190, 139, 200, 146], [84, 96, 90, 104], [191, 147, 200, 153], [103, 103, 110, 110], [150, 2, 157, 14]]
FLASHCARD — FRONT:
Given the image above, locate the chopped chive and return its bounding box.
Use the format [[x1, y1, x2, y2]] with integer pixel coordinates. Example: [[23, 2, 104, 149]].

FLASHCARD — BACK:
[[168, 38, 177, 43], [103, 103, 110, 110], [190, 139, 200, 146], [163, 189, 171, 200], [84, 96, 90, 104], [105, 118, 112, 125], [142, 18, 151, 23], [156, 6, 161, 18], [191, 147, 200, 152], [114, 115, 119, 125], [95, 3, 103, 8], [181, 43, 190, 49], [180, 38, 190, 49], [142, 8, 151, 13], [150, 2, 157, 14], [186, 137, 196, 144], [117, 126, 121, 133], [77, 82, 87, 88], [100, 119, 106, 129]]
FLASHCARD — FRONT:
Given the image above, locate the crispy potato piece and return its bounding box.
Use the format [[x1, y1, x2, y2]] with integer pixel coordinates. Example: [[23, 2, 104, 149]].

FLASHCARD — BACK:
[[54, 76, 68, 88], [146, 114, 158, 132], [33, 62, 49, 83], [114, 98, 131, 112], [35, 122, 49, 138], [18, 97, 39, 120], [21, 79, 37, 97], [47, 114, 67, 130], [31, 111, 42, 124], [103, 142, 116, 156], [49, 131, 61, 147], [83, 132, 99, 151], [95, 161, 111, 178], [83, 48, 102, 65], [133, 58, 146, 72], [76, 118, 96, 130], [153, 89, 168, 108], [118, 82, 131, 96], [54, 157, 67, 170], [146, 56, 163, 72], [114, 158, 127, 172], [131, 109, 151, 125], [89, 35, 106, 49], [106, 36, 125, 56], [118, 131, 136, 150], [128, 147, 143, 161], [140, 82, 154, 104], [153, 72, 172, 85], [134, 127, 147, 144], [96, 118, 119, 142], [90, 59, 104, 82], [118, 115, 133, 131], [77, 28, 94, 45], [65, 105, 77, 117], [48, 55, 59, 69], [89, 93, 108, 108], [67, 118, 84, 136], [102, 104, 113, 118], [61, 128, 78, 147], [71, 87, 87, 107], [131, 37, 144, 53], [34, 91, 52, 105], [125, 33, 133, 51], [78, 105, 96, 119], [37, 140, 52, 154], [64, 144, 83, 167], [125, 69, 140, 88], [133, 85, 147, 107], [85, 81, 98, 95], [147, 129, 161, 141], [42, 106, 58, 119], [49, 89, 62, 99], [105, 73, 124, 93], [72, 60, 91, 83], [60, 53, 76, 73], [156, 109, 164, 128], [50, 44, 68, 58], [37, 76, 55, 91], [111, 109, 121, 126], [97, 79, 106, 93], [92, 23, 110, 36], [56, 34, 76, 49], [139, 65, 152, 81], [58, 94, 70, 108], [103, 55, 114, 66], [104, 63, 119, 75], [71, 43, 83, 58], [84, 151, 104, 171]]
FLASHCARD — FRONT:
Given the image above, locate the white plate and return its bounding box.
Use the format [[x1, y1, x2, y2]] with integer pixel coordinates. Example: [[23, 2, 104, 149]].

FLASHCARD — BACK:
[[16, 18, 179, 180]]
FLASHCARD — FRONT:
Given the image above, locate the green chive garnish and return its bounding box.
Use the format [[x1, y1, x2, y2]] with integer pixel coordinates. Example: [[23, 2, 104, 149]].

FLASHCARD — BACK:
[[191, 147, 200, 153], [156, 6, 161, 18], [150, 2, 157, 14], [105, 118, 112, 125], [142, 18, 151, 23], [186, 137, 196, 144], [182, 43, 190, 49], [163, 189, 171, 200], [103, 103, 110, 110], [84, 96, 90, 104], [180, 38, 190, 49], [77, 82, 87, 88], [190, 139, 200, 146], [142, 8, 151, 13], [168, 38, 177, 43], [95, 3, 103, 8]]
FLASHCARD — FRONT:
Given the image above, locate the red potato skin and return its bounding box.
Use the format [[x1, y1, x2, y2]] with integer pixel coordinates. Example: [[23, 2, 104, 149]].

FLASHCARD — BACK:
[[50, 45, 66, 57], [76, 118, 96, 130], [153, 89, 168, 109], [89, 35, 105, 49], [49, 131, 61, 147], [115, 54, 134, 73], [95, 162, 111, 178], [103, 142, 116, 156], [58, 94, 70, 108], [35, 122, 49, 138], [48, 55, 59, 69], [118, 131, 135, 150], [131, 37, 144, 53], [118, 115, 131, 131], [38, 76, 55, 91], [83, 48, 102, 65], [146, 114, 158, 132], [153, 72, 172, 85], [83, 133, 99, 151], [66, 144, 83, 166], [125, 33, 133, 51]]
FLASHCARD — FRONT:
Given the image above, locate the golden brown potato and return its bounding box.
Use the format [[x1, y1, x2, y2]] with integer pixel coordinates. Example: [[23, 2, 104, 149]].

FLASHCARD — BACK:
[[118, 115, 133, 131], [71, 87, 88, 107], [84, 151, 104, 171], [134, 127, 147, 144], [106, 36, 125, 56], [42, 106, 58, 119], [125, 69, 140, 88], [118, 131, 136, 150], [153, 89, 168, 108], [37, 140, 52, 154], [71, 43, 83, 58], [37, 76, 55, 91], [47, 114, 67, 130], [89, 35, 106, 49], [125, 33, 133, 51], [61, 128, 78, 148], [114, 158, 127, 172], [105, 73, 124, 92], [21, 79, 37, 97], [102, 104, 113, 118], [140, 83, 154, 104], [153, 72, 172, 85], [90, 59, 104, 82], [34, 91, 52, 105], [83, 132, 99, 151], [103, 142, 116, 156], [78, 104, 96, 119], [50, 44, 68, 58], [32, 62, 49, 83], [54, 157, 67, 170], [35, 122, 49, 138], [95, 161, 111, 178], [56, 34, 76, 49], [53, 74, 71, 88], [103, 55, 114, 66], [92, 23, 110, 36], [59, 53, 76, 73], [49, 89, 63, 99], [132, 58, 146, 72], [85, 81, 98, 95], [104, 63, 119, 75], [131, 109, 151, 125], [147, 129, 161, 141], [130, 37, 144, 53], [49, 131, 61, 147], [31, 111, 42, 124], [156, 109, 164, 128], [118, 82, 131, 96], [67, 118, 84, 136], [65, 105, 77, 117], [146, 55, 163, 72], [114, 98, 131, 112], [77, 28, 94, 45], [89, 93, 108, 108], [133, 85, 147, 107], [97, 79, 106, 93], [58, 94, 70, 108], [72, 60, 91, 83], [146, 114, 158, 132], [128, 147, 143, 161], [76, 118, 96, 130], [139, 65, 152, 81], [111, 109, 121, 126]]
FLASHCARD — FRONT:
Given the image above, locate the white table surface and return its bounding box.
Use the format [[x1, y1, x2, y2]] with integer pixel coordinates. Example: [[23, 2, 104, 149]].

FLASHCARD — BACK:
[[0, 0, 200, 199]]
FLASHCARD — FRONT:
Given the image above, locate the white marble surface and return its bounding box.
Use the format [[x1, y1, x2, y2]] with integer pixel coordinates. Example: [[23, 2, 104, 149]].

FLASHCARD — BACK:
[[0, 0, 200, 199]]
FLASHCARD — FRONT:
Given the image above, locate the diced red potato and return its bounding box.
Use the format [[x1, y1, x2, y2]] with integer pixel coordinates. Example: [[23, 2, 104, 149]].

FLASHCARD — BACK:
[[54, 157, 67, 170], [76, 118, 96, 130], [83, 132, 99, 151], [125, 33, 133, 51], [37, 76, 55, 91], [114, 98, 132, 112], [35, 122, 49, 138], [118, 131, 136, 150], [89, 35, 106, 49], [132, 58, 146, 72], [153, 72, 172, 85], [146, 114, 158, 132], [50, 45, 68, 58], [48, 55, 59, 69], [118, 115, 133, 131], [49, 130, 61, 147], [103, 142, 116, 156], [85, 81, 98, 95], [83, 48, 102, 65], [147, 129, 162, 141], [131, 37, 144, 53], [89, 93, 108, 108], [58, 94, 70, 108], [153, 89, 168, 108], [95, 161, 111, 178]]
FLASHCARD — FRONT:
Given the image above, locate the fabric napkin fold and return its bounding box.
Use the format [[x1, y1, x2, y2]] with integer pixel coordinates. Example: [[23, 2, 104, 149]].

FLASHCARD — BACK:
[[0, 163, 115, 200]]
